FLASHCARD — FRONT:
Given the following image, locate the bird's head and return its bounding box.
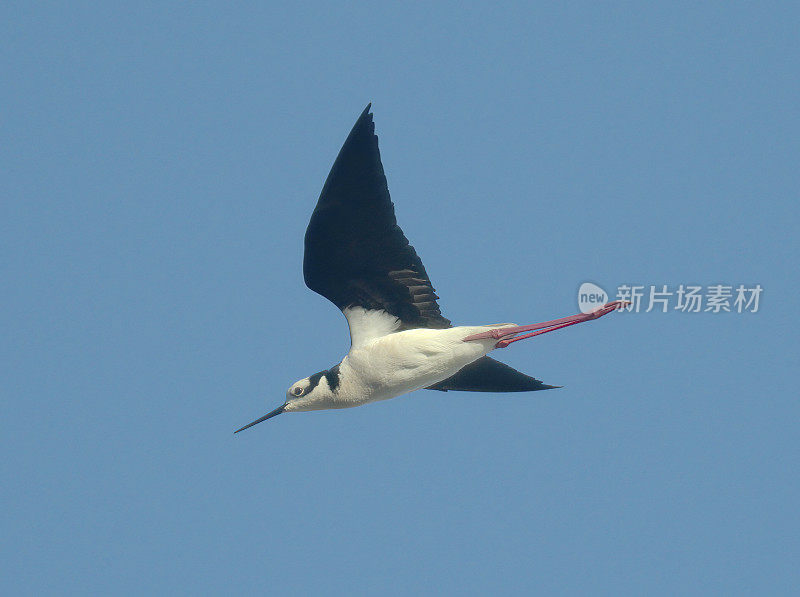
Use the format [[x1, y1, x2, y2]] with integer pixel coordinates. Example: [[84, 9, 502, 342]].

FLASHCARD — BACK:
[[234, 370, 336, 433], [283, 373, 333, 411]]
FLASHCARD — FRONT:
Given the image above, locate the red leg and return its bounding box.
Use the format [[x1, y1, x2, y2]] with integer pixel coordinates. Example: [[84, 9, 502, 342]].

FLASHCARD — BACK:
[[463, 301, 628, 348]]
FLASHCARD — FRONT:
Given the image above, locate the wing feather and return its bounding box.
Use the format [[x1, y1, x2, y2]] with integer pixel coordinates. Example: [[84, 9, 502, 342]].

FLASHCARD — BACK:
[[303, 105, 451, 336]]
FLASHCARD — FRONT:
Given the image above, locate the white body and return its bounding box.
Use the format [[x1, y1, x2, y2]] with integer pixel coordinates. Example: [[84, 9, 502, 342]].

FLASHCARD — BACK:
[[285, 314, 515, 412]]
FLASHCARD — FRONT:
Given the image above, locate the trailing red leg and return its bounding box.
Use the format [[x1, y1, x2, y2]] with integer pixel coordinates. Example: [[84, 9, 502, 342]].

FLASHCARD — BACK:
[[463, 301, 628, 348]]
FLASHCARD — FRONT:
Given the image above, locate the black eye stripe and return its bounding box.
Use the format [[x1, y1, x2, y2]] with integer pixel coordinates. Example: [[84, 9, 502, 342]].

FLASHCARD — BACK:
[[306, 371, 326, 392], [304, 364, 342, 394]]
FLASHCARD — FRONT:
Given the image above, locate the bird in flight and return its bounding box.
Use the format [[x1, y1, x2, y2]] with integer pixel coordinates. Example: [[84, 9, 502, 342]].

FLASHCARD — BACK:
[[235, 105, 625, 433]]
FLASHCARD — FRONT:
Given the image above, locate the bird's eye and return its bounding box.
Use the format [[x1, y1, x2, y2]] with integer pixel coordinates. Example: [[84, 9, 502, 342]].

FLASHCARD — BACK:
[[292, 387, 303, 396]]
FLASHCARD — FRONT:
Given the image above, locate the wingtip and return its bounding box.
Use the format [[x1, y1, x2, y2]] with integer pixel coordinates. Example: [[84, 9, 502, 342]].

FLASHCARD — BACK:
[[353, 103, 376, 136], [542, 384, 563, 390], [359, 102, 372, 117]]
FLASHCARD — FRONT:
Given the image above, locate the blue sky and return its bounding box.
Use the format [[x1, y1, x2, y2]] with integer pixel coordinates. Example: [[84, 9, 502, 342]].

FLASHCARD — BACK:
[[3, 2, 799, 595]]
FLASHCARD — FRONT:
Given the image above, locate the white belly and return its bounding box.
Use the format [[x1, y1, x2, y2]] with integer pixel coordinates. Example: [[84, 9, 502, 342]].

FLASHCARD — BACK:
[[338, 326, 501, 407]]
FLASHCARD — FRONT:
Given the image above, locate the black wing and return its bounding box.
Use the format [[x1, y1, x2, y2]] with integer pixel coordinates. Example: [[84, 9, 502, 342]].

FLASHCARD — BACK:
[[304, 106, 553, 392], [426, 356, 558, 392], [303, 105, 451, 330]]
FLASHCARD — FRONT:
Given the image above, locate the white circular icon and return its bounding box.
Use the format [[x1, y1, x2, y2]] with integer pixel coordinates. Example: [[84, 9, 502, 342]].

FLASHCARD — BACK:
[[577, 282, 608, 314]]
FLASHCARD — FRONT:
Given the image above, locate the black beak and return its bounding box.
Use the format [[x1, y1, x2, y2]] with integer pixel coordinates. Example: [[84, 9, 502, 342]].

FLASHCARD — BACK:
[[234, 404, 286, 433]]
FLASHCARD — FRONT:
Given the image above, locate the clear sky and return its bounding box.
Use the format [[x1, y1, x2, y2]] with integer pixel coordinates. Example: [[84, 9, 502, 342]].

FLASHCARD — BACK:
[[3, 2, 799, 595]]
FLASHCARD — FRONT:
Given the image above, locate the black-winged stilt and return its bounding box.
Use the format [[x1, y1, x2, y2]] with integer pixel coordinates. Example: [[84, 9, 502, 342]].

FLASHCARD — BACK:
[[235, 105, 625, 433]]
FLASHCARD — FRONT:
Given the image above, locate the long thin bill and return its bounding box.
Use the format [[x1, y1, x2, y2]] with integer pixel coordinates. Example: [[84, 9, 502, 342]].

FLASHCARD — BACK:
[[234, 404, 286, 434]]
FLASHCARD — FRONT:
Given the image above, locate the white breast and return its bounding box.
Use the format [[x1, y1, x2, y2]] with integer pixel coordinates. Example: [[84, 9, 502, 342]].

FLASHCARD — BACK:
[[339, 326, 502, 406]]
